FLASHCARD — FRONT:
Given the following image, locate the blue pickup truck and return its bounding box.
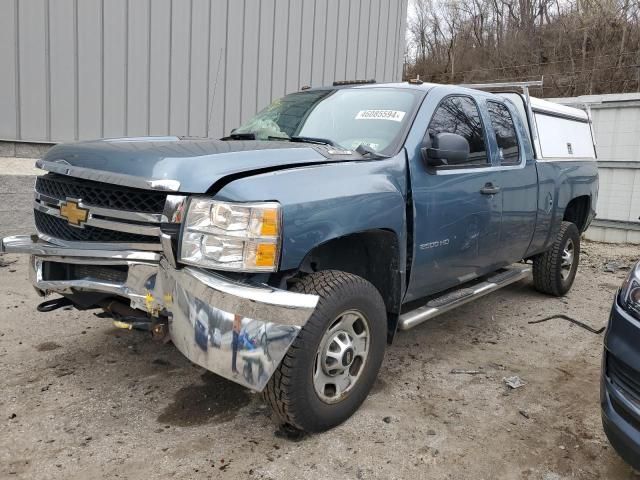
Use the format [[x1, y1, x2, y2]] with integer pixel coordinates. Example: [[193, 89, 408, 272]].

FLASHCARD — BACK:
[[1, 80, 598, 432]]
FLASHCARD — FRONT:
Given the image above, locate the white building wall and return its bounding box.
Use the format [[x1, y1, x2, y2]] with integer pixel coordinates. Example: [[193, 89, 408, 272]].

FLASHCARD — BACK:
[[548, 93, 640, 244], [0, 0, 408, 143]]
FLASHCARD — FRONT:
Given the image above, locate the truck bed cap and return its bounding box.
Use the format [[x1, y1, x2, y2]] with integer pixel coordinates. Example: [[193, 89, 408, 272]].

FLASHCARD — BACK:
[[530, 96, 589, 121]]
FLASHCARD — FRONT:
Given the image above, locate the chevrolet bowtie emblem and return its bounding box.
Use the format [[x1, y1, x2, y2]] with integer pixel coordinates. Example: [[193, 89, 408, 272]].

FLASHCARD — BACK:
[[60, 199, 89, 227]]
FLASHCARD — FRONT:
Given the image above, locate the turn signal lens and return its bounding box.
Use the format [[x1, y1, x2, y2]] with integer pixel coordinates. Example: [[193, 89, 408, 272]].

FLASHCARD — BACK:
[[254, 243, 277, 267], [260, 209, 279, 236]]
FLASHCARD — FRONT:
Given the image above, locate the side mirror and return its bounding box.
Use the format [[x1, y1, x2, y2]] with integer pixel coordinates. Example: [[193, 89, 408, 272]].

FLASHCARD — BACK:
[[421, 132, 470, 167]]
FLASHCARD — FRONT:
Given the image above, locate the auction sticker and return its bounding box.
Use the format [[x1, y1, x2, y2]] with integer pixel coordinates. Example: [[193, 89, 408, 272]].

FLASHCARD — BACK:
[[355, 110, 406, 122]]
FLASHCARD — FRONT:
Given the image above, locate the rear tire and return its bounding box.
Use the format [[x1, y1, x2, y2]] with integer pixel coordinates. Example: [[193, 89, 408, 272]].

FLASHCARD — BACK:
[[263, 270, 387, 433], [533, 221, 580, 296]]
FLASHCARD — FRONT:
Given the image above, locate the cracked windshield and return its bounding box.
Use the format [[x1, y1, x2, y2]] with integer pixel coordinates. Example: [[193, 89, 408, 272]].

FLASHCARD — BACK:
[[234, 88, 421, 154]]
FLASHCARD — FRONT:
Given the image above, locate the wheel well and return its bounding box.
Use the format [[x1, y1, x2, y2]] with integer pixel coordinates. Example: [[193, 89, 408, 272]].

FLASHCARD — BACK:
[[297, 230, 402, 340], [563, 195, 591, 232]]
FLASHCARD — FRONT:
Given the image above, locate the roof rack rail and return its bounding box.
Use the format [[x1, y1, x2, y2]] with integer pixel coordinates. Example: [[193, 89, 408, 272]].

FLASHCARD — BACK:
[[332, 79, 376, 86], [459, 80, 543, 92]]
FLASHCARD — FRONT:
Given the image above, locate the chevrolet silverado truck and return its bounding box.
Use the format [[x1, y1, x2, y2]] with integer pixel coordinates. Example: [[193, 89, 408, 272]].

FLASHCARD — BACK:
[[1, 80, 598, 432]]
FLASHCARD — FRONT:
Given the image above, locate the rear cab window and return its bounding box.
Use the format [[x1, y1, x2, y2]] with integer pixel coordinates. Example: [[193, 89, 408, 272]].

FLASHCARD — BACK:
[[486, 101, 521, 166]]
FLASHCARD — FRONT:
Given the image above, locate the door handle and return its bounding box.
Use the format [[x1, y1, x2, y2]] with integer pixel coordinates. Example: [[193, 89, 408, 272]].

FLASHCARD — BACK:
[[480, 183, 500, 195]]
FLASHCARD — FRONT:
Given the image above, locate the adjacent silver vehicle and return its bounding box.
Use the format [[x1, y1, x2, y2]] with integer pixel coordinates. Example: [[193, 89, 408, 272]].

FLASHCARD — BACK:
[[1, 80, 598, 432]]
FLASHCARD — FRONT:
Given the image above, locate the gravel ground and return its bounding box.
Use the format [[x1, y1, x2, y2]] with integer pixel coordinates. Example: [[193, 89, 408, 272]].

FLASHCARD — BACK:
[[1, 196, 639, 478], [0, 175, 35, 239]]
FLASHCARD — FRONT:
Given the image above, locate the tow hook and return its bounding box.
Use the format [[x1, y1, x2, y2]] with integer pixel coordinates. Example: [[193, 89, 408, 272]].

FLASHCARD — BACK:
[[37, 297, 73, 312], [151, 317, 170, 343]]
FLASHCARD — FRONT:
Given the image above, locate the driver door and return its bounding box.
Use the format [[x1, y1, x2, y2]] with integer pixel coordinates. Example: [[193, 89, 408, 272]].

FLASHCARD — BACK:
[[405, 94, 503, 301]]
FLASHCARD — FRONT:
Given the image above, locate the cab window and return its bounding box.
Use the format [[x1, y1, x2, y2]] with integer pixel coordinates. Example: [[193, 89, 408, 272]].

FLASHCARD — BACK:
[[487, 101, 521, 165], [427, 96, 489, 167]]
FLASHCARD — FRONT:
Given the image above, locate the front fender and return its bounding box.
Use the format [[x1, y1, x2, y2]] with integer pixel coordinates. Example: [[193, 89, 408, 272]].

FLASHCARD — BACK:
[[214, 153, 409, 272]]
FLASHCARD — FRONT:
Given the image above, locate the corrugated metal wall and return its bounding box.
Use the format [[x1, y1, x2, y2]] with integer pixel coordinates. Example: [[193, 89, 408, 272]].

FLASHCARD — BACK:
[[591, 165, 640, 243], [588, 99, 640, 243], [0, 0, 408, 143], [550, 93, 640, 244]]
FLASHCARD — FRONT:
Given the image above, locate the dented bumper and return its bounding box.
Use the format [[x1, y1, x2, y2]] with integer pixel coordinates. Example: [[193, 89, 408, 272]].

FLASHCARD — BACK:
[[1, 234, 318, 391]]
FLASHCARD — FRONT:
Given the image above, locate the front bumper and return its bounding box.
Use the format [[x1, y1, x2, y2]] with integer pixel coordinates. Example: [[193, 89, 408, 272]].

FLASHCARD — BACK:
[[1, 234, 318, 391], [601, 297, 640, 471]]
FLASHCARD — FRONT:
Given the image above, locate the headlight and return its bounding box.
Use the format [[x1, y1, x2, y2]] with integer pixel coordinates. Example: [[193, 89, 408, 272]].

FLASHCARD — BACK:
[[179, 198, 281, 272], [620, 261, 640, 319]]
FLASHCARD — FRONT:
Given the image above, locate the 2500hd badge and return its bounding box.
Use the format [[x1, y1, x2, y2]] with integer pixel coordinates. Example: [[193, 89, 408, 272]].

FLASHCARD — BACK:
[[420, 239, 450, 250]]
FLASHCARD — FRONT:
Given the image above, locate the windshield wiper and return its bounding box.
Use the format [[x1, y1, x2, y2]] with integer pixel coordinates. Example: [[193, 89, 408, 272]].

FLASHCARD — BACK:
[[223, 133, 335, 147], [221, 132, 256, 140], [355, 143, 389, 159], [288, 136, 336, 147], [266, 135, 337, 147]]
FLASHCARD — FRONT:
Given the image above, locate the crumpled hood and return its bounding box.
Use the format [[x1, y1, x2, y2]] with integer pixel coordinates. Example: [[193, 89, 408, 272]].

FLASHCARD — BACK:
[[41, 136, 358, 193]]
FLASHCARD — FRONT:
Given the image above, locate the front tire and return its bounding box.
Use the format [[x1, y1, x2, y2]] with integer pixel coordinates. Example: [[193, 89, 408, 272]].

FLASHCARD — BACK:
[[263, 270, 387, 432], [533, 221, 580, 296]]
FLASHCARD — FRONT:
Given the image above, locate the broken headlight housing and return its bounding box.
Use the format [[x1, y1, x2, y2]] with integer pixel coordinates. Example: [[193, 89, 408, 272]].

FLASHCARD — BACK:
[[620, 261, 640, 320], [179, 198, 281, 272]]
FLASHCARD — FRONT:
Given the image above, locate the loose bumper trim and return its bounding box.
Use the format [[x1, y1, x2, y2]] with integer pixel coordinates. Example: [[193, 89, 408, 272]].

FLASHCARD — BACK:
[[1, 234, 318, 391], [1, 234, 161, 260]]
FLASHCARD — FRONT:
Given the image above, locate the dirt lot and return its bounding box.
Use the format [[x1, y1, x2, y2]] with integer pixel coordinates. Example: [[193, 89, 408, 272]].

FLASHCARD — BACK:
[[0, 240, 639, 480]]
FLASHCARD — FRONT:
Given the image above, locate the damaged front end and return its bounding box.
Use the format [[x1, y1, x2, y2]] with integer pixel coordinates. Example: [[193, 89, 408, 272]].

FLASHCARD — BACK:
[[2, 235, 317, 391], [1, 163, 318, 392]]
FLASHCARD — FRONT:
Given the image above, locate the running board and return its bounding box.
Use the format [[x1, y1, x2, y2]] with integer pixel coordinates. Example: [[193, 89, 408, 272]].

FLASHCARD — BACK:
[[398, 265, 532, 330]]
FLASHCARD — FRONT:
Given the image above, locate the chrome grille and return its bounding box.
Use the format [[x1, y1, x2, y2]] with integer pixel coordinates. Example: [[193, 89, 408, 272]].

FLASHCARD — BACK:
[[36, 173, 167, 213], [33, 173, 170, 250], [34, 209, 158, 244]]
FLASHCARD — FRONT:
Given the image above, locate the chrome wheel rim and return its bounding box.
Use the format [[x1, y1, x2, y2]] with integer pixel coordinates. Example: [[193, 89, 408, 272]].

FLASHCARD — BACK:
[[313, 309, 370, 404], [560, 239, 575, 281]]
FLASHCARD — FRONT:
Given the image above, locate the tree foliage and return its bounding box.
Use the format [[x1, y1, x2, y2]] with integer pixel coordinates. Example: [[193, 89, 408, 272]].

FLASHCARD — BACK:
[[406, 0, 640, 97]]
